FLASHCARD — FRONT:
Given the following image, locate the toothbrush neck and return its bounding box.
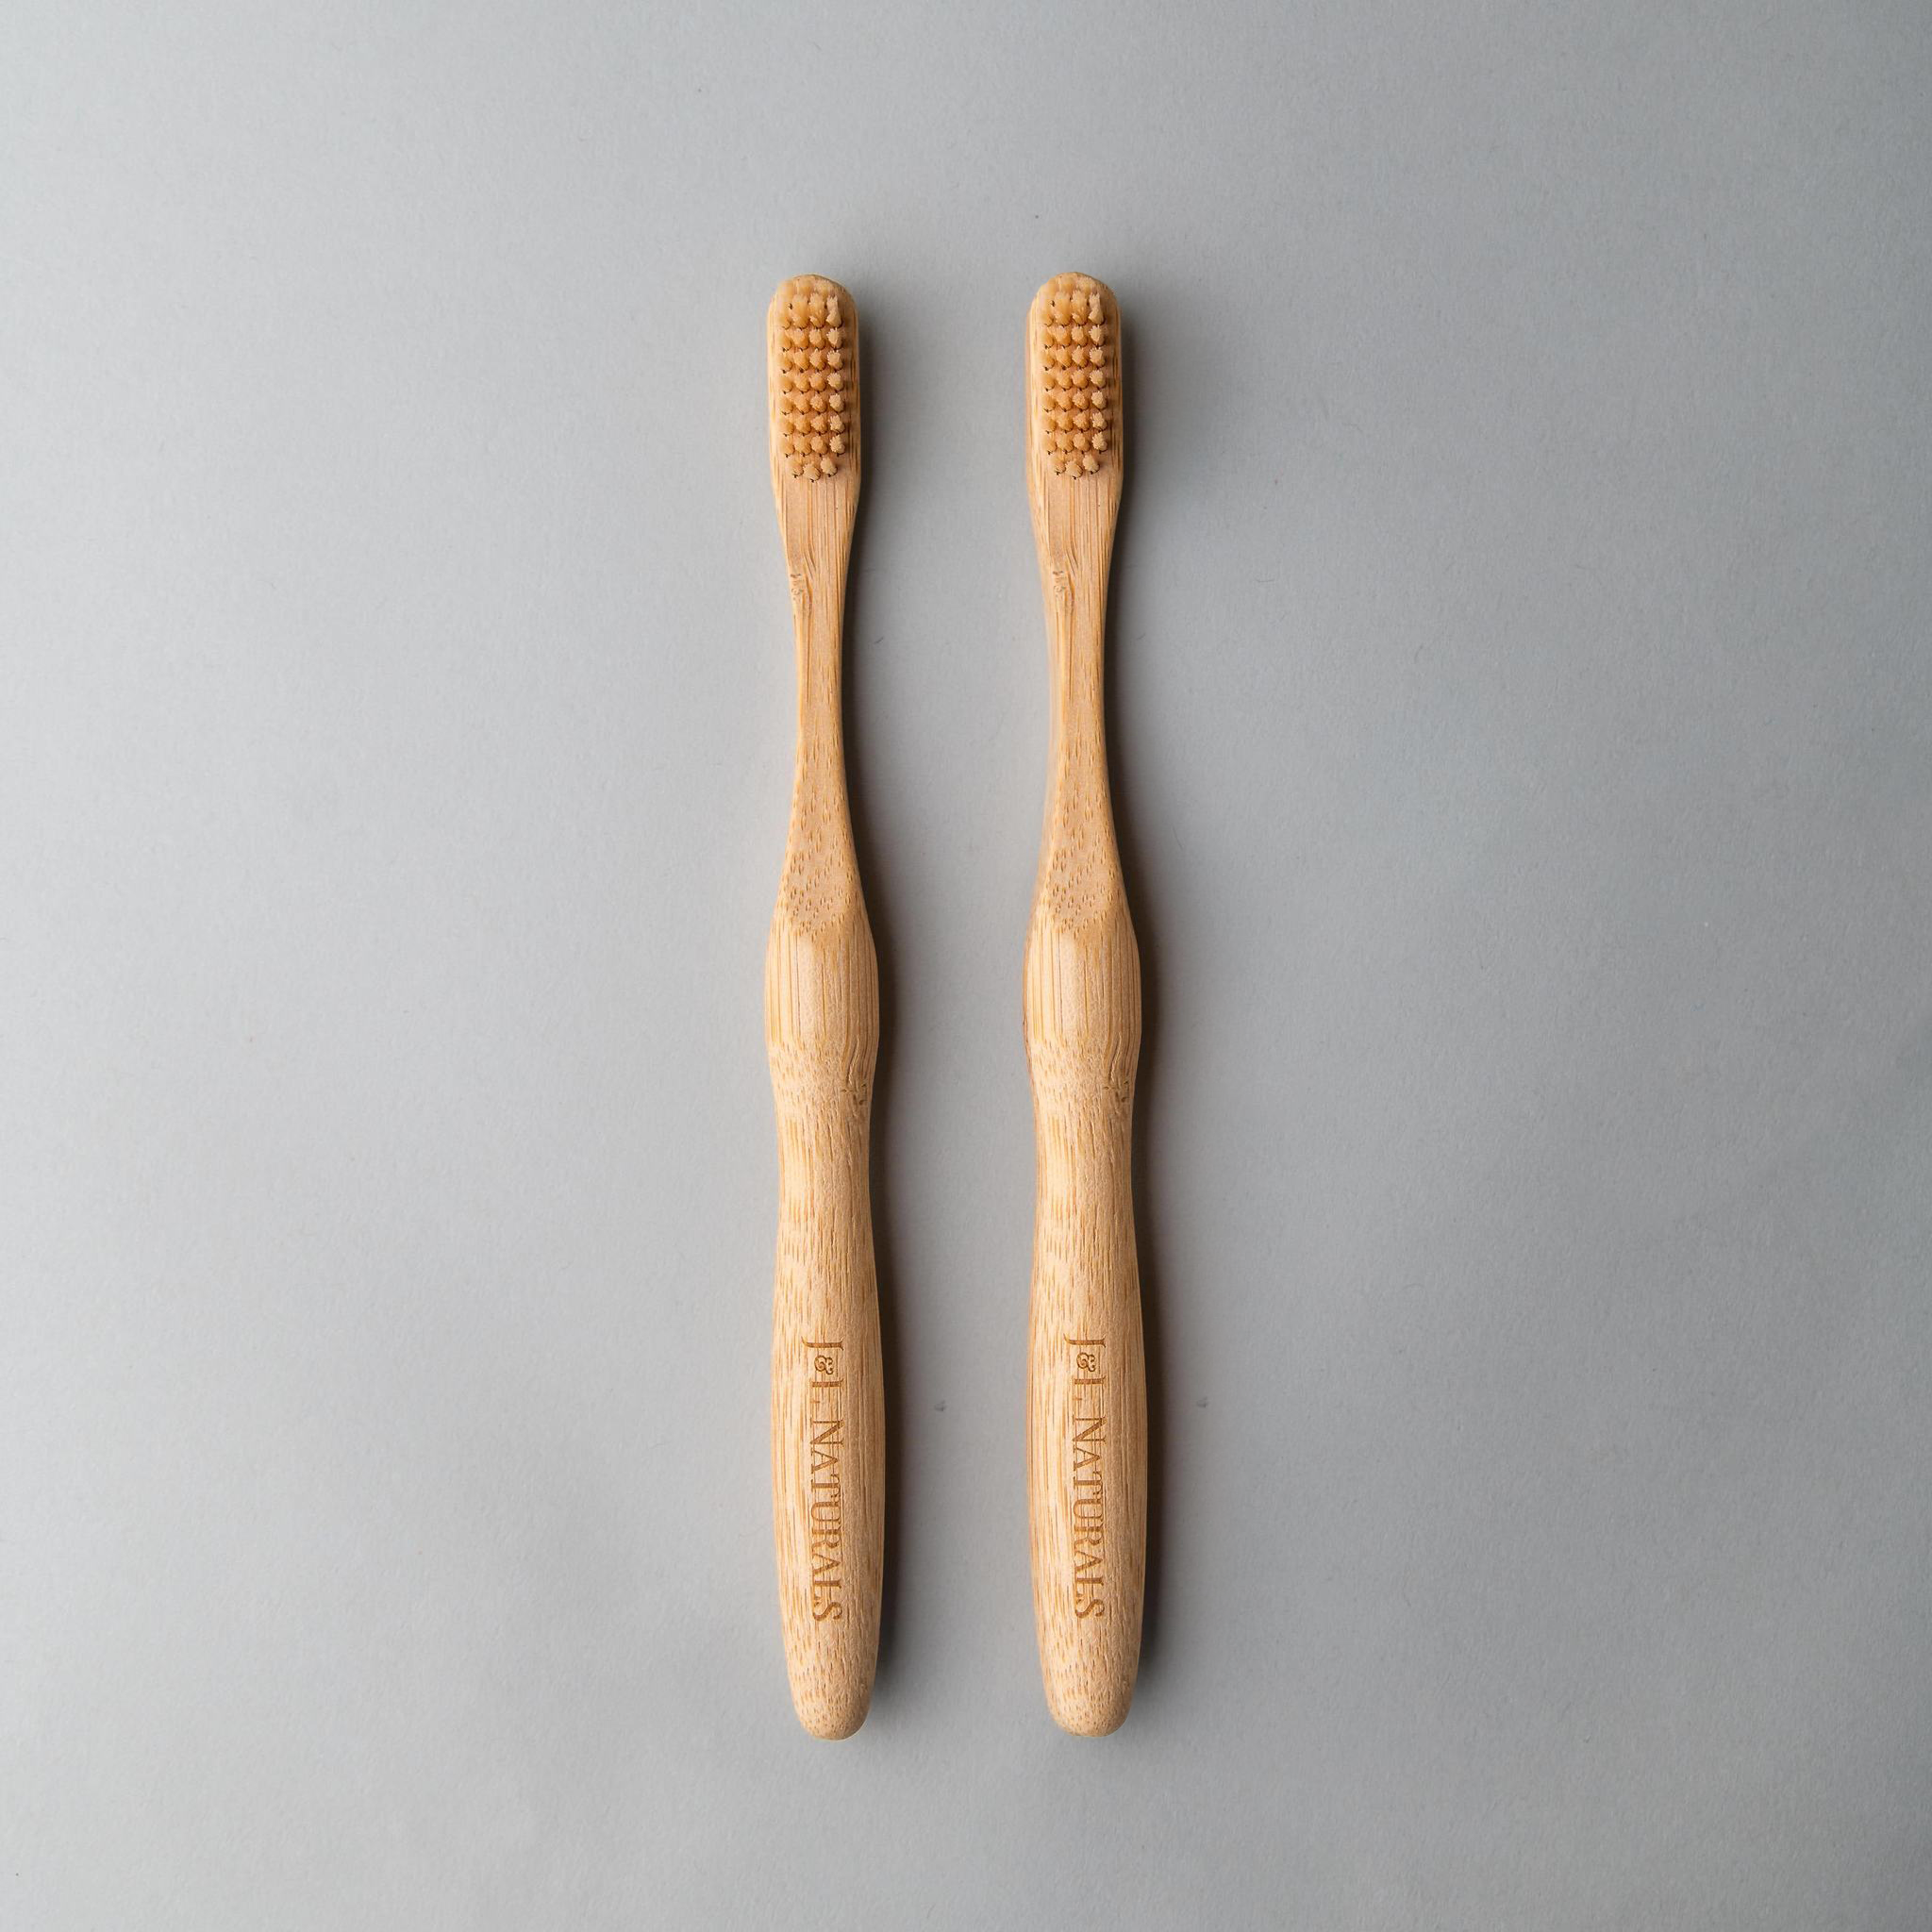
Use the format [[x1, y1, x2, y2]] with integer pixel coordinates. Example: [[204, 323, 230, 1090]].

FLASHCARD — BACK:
[[789, 551, 852, 834], [796, 575, 842, 730], [1046, 552, 1111, 778]]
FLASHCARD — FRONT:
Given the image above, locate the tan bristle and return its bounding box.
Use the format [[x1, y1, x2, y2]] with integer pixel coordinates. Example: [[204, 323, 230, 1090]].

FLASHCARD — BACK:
[[775, 276, 851, 479], [1039, 274, 1114, 476]]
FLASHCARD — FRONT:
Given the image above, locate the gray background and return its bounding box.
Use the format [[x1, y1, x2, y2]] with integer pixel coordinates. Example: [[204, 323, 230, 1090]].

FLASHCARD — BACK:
[[4, 2, 1929, 1926]]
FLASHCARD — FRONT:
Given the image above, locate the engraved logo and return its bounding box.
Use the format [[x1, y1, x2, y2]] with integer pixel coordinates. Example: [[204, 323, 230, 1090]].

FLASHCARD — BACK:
[[1068, 1336, 1106, 1619], [805, 1340, 845, 1622]]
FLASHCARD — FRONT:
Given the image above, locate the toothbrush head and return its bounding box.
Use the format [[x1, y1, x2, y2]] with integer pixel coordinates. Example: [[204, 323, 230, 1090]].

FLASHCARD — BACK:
[[770, 275, 857, 484], [1030, 273, 1118, 480]]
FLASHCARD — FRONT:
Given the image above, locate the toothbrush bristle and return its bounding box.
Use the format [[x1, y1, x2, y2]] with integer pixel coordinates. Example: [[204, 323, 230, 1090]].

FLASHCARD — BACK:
[[775, 276, 851, 480], [1038, 274, 1114, 476]]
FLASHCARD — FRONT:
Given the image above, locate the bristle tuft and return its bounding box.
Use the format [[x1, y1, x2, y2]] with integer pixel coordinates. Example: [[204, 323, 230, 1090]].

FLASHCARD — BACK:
[[776, 277, 851, 479], [1039, 275, 1113, 476]]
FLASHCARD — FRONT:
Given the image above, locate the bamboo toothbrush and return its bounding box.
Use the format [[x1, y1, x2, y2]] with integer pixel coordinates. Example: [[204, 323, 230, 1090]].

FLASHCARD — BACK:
[[765, 275, 882, 1739], [1023, 273, 1146, 1736]]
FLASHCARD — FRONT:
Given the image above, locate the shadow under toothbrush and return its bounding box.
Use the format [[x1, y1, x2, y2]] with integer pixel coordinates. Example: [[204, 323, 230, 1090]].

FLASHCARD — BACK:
[[839, 299, 908, 1713], [1107, 286, 1178, 1702]]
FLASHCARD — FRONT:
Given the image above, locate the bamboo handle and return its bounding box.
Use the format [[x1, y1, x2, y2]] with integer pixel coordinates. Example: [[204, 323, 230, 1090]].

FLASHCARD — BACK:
[[1023, 580, 1147, 1733], [768, 896, 883, 1739], [1024, 945, 1146, 1737]]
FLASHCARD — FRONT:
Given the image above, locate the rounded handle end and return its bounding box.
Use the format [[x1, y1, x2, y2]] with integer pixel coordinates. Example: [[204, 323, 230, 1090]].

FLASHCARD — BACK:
[[791, 1675, 872, 1740], [1043, 1670, 1134, 1738]]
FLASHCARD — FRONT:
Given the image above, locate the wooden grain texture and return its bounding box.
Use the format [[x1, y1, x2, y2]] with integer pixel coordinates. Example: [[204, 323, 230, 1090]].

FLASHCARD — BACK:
[[1023, 274, 1146, 1736], [765, 276, 882, 1740]]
